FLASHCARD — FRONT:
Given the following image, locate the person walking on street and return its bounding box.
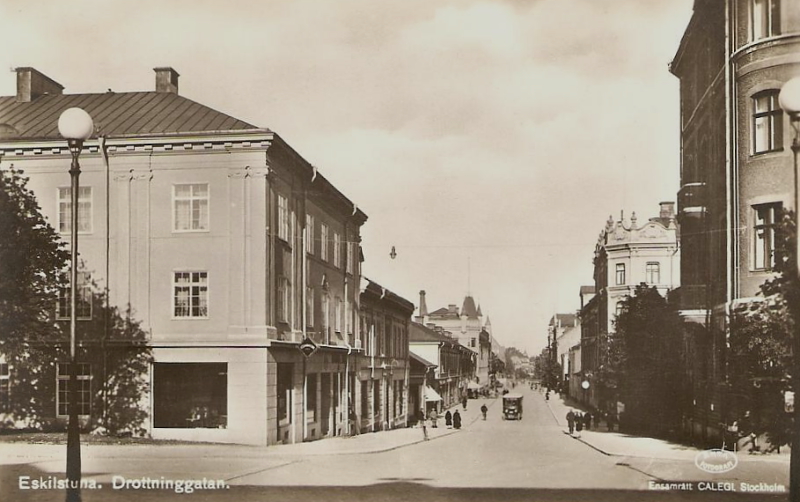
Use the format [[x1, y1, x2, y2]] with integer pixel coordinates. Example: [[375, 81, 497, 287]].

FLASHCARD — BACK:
[[575, 412, 583, 437], [430, 409, 438, 428], [462, 396, 468, 410], [584, 412, 592, 431], [481, 403, 488, 420], [419, 408, 429, 441], [453, 410, 462, 429], [445, 410, 453, 429], [566, 410, 575, 435]]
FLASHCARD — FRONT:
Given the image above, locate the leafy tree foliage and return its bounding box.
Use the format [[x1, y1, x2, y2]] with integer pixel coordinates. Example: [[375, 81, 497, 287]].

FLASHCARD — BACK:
[[0, 167, 68, 355], [728, 209, 797, 448], [603, 284, 684, 437]]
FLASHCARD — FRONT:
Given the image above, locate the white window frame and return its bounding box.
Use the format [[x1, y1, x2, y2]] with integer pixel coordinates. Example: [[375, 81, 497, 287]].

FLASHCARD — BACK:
[[334, 297, 342, 333], [321, 224, 329, 262], [278, 195, 289, 241], [346, 243, 353, 274], [751, 0, 780, 41], [56, 271, 93, 321], [615, 263, 626, 285], [57, 363, 91, 417], [278, 277, 291, 323], [306, 286, 314, 327], [752, 90, 783, 155], [333, 233, 341, 268], [306, 214, 315, 255], [645, 262, 660, 285], [172, 183, 210, 232], [173, 271, 209, 319], [58, 186, 93, 234], [753, 202, 781, 271]]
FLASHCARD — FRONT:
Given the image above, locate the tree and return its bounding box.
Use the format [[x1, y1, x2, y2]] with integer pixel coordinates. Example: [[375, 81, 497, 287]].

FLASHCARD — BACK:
[[0, 167, 68, 357], [603, 284, 684, 437], [728, 209, 797, 448]]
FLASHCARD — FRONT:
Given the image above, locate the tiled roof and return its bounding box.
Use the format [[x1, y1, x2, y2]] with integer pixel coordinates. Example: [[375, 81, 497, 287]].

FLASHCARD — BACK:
[[409, 322, 453, 343], [0, 92, 259, 140]]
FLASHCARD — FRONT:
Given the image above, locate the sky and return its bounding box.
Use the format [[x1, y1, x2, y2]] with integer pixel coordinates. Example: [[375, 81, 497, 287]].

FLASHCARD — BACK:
[[0, 0, 695, 356]]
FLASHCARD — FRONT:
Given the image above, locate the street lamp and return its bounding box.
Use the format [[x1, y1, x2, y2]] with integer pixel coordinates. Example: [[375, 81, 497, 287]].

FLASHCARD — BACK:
[[58, 107, 94, 502], [778, 76, 800, 502], [581, 379, 590, 406]]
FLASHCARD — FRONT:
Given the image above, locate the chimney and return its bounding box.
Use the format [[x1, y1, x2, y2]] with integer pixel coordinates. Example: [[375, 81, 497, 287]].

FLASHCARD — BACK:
[[15, 67, 64, 103], [419, 290, 428, 317], [154, 67, 179, 94], [659, 201, 675, 220]]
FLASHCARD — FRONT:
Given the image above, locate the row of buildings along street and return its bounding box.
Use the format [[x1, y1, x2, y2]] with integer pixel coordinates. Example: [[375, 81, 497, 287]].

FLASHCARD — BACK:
[[0, 66, 513, 446], [540, 0, 800, 455]]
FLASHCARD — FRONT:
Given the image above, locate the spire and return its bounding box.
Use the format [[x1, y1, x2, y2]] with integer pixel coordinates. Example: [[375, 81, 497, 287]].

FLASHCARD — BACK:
[[461, 296, 479, 319]]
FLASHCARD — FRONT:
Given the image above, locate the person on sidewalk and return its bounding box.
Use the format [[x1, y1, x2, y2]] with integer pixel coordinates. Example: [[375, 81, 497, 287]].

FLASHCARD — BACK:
[[584, 412, 592, 431], [429, 409, 438, 428], [453, 410, 462, 429], [481, 403, 488, 420], [445, 410, 453, 429], [419, 408, 429, 441], [575, 412, 583, 438], [462, 396, 468, 410], [566, 410, 575, 435]]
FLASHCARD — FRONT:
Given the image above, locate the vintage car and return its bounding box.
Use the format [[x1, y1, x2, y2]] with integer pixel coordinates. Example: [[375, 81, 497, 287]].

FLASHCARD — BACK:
[[502, 393, 523, 420]]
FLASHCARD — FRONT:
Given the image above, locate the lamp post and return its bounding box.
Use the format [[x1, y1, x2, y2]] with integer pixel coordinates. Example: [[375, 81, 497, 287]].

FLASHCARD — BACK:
[[779, 76, 800, 502], [58, 107, 94, 502]]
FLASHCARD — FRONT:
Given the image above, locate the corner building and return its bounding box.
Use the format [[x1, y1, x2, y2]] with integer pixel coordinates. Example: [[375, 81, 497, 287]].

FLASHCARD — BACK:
[[670, 0, 800, 445], [0, 67, 367, 445]]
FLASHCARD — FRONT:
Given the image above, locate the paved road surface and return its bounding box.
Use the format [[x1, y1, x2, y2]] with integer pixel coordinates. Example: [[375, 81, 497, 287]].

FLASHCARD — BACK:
[[0, 386, 790, 501]]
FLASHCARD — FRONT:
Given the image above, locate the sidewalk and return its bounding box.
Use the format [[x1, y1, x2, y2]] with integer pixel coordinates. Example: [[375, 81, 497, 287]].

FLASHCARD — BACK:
[[545, 392, 790, 464], [266, 395, 499, 456]]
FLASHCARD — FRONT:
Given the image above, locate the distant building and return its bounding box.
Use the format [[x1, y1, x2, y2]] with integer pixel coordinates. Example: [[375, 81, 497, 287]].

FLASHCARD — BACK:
[[580, 204, 680, 409], [550, 313, 580, 396]]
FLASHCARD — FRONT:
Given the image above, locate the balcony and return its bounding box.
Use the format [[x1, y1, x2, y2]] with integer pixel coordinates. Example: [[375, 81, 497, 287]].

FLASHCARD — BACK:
[[669, 285, 708, 311], [678, 182, 707, 220]]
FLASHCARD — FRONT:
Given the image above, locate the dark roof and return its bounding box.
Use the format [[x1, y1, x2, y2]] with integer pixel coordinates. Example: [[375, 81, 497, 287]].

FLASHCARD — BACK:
[[461, 296, 479, 319], [409, 351, 437, 368], [0, 92, 259, 140], [580, 286, 596, 295], [409, 322, 454, 343], [428, 307, 459, 319]]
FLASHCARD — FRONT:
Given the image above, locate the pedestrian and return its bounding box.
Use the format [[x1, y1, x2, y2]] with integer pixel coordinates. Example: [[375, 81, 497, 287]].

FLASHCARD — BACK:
[[429, 408, 438, 428], [462, 396, 468, 410], [584, 412, 592, 431], [481, 403, 488, 420], [419, 408, 429, 441], [453, 410, 462, 429], [575, 412, 583, 437], [445, 410, 453, 429], [566, 410, 575, 434]]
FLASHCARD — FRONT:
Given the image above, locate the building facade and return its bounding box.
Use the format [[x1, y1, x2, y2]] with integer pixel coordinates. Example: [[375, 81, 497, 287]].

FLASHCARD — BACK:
[[357, 278, 414, 433], [0, 67, 369, 446], [580, 204, 680, 409], [670, 0, 800, 445], [550, 313, 580, 396]]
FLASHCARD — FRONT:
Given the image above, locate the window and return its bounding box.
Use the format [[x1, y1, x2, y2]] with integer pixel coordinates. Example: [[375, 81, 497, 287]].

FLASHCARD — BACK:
[[0, 363, 9, 412], [615, 263, 626, 285], [346, 243, 353, 274], [57, 363, 91, 416], [173, 272, 208, 318], [751, 0, 780, 41], [754, 202, 782, 270], [153, 363, 227, 428], [277, 277, 290, 323], [278, 195, 289, 241], [752, 91, 783, 154], [615, 302, 624, 318], [320, 224, 329, 261], [470, 338, 476, 348], [334, 298, 342, 333], [306, 373, 317, 423], [306, 287, 314, 327], [173, 184, 209, 231], [57, 272, 92, 320], [645, 262, 660, 284], [322, 294, 330, 343], [306, 214, 315, 255], [361, 380, 369, 421], [58, 186, 92, 234], [333, 233, 341, 268]]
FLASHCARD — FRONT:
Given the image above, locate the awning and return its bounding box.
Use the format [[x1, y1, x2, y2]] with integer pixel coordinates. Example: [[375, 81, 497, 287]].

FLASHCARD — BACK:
[[467, 381, 481, 390], [424, 386, 443, 402]]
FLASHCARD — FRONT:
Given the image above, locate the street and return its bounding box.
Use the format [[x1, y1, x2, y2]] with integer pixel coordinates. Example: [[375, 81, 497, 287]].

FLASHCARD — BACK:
[[0, 387, 790, 501]]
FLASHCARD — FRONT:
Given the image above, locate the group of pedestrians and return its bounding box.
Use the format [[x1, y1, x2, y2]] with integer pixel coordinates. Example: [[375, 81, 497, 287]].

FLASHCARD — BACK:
[[566, 410, 592, 437], [420, 407, 462, 440]]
